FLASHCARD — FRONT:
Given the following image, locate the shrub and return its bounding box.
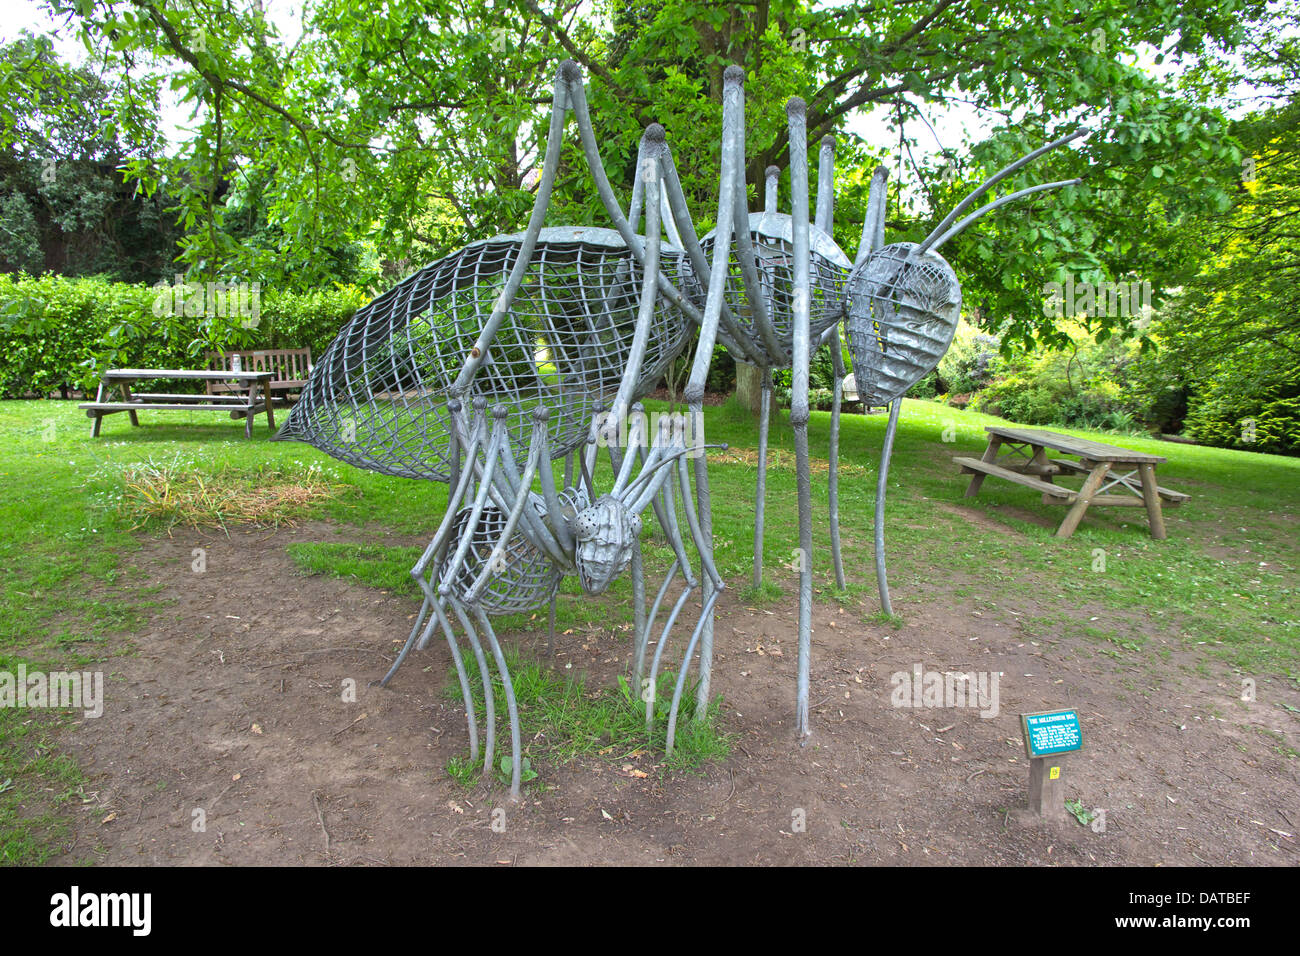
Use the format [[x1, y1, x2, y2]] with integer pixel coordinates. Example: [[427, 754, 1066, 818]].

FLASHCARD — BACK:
[[774, 339, 846, 410], [0, 274, 367, 397], [970, 322, 1148, 433], [1181, 360, 1300, 456], [936, 324, 1002, 395]]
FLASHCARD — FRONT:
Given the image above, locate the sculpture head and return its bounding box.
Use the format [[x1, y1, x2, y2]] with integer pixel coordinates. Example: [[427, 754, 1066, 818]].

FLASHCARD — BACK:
[[843, 129, 1087, 406], [843, 241, 962, 407], [573, 495, 642, 594]]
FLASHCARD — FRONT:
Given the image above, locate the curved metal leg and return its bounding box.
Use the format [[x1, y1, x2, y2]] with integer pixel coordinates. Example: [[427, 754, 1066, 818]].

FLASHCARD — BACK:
[[546, 592, 557, 658], [681, 67, 746, 718], [635, 559, 679, 689], [829, 330, 847, 590], [666, 585, 723, 755], [875, 398, 902, 617], [378, 594, 432, 687], [629, 538, 646, 672], [472, 606, 522, 801], [434, 601, 480, 765], [446, 599, 496, 775], [644, 584, 697, 732], [634, 464, 695, 689], [753, 368, 772, 590], [690, 426, 718, 717]]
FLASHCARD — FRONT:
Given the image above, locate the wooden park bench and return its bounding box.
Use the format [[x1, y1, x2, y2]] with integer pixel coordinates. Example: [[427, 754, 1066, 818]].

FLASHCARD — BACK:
[[80, 368, 276, 439], [205, 347, 313, 404], [955, 425, 1189, 539]]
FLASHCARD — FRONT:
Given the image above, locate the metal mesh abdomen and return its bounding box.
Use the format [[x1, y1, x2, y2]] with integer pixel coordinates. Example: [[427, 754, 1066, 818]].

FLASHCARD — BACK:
[[699, 213, 851, 369], [844, 242, 962, 406], [276, 227, 692, 480], [436, 501, 563, 614]]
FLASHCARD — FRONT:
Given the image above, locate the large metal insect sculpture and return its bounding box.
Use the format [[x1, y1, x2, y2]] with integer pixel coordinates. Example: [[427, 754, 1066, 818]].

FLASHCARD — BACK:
[[276, 62, 1083, 799]]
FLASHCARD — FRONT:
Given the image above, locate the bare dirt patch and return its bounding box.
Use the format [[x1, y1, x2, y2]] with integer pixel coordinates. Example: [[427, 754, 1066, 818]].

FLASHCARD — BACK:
[[51, 523, 1299, 865]]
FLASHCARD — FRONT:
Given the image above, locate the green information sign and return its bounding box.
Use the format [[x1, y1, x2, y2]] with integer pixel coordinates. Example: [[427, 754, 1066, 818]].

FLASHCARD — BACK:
[[1021, 709, 1083, 759]]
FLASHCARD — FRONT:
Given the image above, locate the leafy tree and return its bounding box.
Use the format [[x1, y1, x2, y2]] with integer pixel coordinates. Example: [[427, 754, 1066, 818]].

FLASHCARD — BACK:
[[0, 192, 43, 272], [0, 30, 180, 280], [47, 2, 1252, 300], [1125, 1, 1300, 454]]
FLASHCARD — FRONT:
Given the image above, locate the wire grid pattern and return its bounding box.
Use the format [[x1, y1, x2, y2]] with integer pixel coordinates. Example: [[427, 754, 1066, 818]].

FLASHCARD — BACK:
[[699, 228, 849, 369], [844, 242, 962, 406], [430, 499, 561, 613], [277, 228, 693, 480]]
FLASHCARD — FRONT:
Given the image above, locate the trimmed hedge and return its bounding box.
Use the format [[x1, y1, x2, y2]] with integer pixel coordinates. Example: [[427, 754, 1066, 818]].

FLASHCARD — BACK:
[[0, 274, 367, 397]]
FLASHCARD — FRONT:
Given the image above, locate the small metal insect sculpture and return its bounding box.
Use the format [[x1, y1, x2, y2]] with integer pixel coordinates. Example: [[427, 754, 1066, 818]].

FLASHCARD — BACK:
[[276, 61, 1083, 799]]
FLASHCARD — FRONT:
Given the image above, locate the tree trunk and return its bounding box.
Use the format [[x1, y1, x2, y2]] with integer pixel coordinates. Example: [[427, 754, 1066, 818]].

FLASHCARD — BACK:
[[734, 361, 764, 416]]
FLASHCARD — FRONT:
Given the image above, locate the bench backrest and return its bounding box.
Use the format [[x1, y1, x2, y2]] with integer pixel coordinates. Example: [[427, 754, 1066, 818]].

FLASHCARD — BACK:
[[205, 348, 313, 383]]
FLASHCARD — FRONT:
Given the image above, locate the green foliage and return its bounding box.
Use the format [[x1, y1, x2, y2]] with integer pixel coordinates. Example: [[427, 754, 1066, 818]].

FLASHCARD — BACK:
[[0, 274, 366, 396], [909, 370, 942, 401], [0, 192, 43, 273], [1116, 14, 1300, 457], [909, 303, 1299, 455], [496, 755, 538, 785], [19, 0, 1264, 344], [0, 32, 181, 282], [1064, 798, 1098, 826], [1183, 375, 1300, 456], [0, 274, 164, 397], [254, 285, 370, 356], [936, 325, 1002, 397], [774, 341, 843, 410], [967, 320, 1147, 433]]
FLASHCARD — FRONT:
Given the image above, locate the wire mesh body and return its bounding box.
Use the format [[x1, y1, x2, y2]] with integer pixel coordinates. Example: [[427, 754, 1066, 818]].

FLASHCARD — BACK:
[[434, 498, 563, 614], [700, 213, 852, 369], [844, 241, 962, 406], [277, 227, 693, 480]]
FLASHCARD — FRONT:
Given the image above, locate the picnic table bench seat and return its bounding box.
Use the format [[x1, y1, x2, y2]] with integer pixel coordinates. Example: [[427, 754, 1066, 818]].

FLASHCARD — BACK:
[[956, 426, 1189, 539], [79, 368, 276, 438], [953, 456, 1074, 497], [205, 348, 313, 403]]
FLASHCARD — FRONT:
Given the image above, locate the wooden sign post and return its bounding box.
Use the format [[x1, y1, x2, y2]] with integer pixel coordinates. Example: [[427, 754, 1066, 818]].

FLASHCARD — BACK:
[[1019, 709, 1083, 823]]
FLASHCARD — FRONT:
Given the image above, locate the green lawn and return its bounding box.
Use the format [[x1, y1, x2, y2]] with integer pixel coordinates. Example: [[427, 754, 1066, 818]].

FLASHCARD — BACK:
[[1, 396, 1296, 862]]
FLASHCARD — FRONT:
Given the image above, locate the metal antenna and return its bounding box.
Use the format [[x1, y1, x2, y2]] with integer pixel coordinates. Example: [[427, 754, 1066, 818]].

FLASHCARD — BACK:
[[918, 128, 1089, 254], [922, 179, 1082, 252]]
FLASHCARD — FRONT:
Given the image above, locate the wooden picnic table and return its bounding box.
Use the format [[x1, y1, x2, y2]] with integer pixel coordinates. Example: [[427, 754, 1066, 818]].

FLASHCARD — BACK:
[[79, 368, 276, 439], [955, 425, 1188, 539]]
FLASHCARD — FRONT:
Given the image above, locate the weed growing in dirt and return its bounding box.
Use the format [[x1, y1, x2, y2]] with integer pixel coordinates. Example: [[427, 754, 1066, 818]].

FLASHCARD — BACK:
[[287, 542, 423, 597], [119, 456, 355, 532], [1065, 798, 1098, 826], [443, 649, 731, 792], [738, 581, 784, 605]]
